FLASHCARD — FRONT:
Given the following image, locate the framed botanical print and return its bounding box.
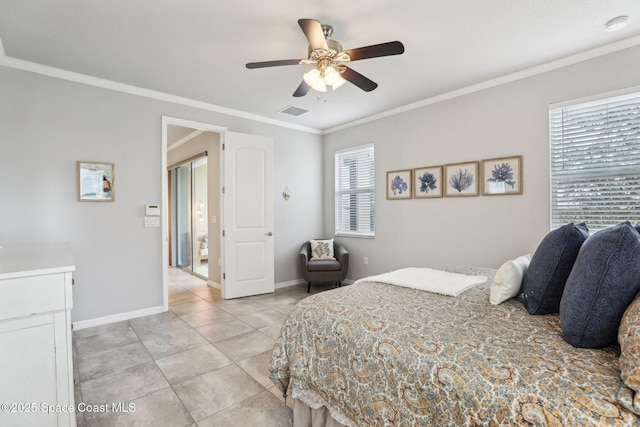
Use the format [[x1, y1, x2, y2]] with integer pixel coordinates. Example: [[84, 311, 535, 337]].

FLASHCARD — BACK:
[[387, 169, 412, 200], [481, 156, 523, 195], [413, 165, 443, 198], [444, 161, 479, 197]]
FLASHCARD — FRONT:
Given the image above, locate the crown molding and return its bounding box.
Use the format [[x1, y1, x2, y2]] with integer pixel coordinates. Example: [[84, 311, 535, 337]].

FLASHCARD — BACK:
[[324, 35, 640, 134], [0, 54, 323, 135]]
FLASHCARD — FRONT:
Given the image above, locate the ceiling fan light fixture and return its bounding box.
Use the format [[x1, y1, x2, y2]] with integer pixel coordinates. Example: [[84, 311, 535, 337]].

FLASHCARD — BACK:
[[331, 76, 347, 90], [303, 67, 335, 92], [605, 15, 628, 32], [316, 78, 327, 92], [324, 66, 341, 86], [303, 68, 327, 91], [303, 68, 320, 87]]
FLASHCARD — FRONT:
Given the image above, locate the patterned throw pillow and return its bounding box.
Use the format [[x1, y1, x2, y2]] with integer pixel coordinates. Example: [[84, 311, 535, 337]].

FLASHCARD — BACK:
[[619, 294, 640, 393], [310, 239, 335, 260]]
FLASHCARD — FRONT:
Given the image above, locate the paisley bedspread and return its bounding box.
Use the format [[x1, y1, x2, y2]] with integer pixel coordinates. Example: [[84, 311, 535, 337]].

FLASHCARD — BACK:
[[269, 266, 639, 426]]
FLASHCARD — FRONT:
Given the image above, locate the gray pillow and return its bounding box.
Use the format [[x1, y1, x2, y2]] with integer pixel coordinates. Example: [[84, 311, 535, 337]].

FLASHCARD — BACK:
[[522, 223, 589, 315], [560, 222, 640, 348]]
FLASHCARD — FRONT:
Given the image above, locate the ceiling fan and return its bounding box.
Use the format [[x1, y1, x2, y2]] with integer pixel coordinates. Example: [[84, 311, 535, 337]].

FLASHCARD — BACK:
[[246, 19, 405, 97]]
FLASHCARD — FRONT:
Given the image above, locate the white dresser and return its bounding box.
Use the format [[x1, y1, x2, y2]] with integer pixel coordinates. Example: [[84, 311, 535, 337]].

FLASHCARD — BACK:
[[0, 243, 76, 427]]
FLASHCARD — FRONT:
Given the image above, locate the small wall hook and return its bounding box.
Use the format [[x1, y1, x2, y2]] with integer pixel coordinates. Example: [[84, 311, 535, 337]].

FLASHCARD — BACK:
[[282, 186, 290, 201]]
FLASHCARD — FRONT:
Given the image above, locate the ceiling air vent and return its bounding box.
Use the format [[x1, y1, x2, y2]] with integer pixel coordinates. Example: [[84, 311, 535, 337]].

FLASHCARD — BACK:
[[278, 105, 310, 117]]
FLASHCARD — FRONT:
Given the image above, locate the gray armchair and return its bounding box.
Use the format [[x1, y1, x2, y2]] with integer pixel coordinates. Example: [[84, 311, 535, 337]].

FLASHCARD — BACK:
[[299, 240, 349, 293]]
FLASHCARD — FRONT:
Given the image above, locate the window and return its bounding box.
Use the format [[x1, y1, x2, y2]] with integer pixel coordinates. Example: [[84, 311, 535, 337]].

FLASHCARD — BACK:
[[550, 89, 640, 232], [335, 144, 375, 237]]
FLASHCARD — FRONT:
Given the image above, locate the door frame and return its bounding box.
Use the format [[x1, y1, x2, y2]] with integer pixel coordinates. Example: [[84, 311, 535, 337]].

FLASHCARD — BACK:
[[162, 116, 227, 311]]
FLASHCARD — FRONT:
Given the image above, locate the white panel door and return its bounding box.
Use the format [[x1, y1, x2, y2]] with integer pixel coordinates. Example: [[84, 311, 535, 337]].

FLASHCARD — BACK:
[[222, 132, 274, 299]]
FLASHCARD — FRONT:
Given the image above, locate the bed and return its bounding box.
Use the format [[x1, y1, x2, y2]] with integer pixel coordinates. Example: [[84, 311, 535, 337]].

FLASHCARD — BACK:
[[269, 265, 640, 426]]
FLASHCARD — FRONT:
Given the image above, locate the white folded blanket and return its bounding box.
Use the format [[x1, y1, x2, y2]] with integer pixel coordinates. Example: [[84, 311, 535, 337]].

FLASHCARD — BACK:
[[354, 267, 486, 296]]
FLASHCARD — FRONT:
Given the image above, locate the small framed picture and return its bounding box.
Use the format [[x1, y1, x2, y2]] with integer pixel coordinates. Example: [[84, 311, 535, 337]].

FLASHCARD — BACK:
[[444, 161, 479, 197], [387, 169, 412, 200], [481, 156, 523, 195], [78, 161, 115, 202], [413, 165, 443, 198]]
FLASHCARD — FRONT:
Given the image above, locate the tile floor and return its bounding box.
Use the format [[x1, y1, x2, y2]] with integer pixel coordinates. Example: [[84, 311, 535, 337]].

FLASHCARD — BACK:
[[73, 269, 335, 426]]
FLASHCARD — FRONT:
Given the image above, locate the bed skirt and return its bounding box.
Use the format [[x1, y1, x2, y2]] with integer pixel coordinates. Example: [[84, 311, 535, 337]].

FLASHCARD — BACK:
[[293, 400, 348, 427], [290, 386, 355, 427]]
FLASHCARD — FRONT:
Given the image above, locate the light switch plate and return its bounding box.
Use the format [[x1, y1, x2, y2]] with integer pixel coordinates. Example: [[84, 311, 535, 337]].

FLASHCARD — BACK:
[[144, 217, 160, 227]]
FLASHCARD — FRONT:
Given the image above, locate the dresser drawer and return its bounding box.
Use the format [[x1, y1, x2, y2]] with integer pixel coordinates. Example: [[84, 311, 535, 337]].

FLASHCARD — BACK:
[[0, 273, 67, 321]]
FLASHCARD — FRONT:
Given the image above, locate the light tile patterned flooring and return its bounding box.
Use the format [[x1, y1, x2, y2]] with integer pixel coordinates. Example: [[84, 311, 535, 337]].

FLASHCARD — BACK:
[[73, 269, 334, 426]]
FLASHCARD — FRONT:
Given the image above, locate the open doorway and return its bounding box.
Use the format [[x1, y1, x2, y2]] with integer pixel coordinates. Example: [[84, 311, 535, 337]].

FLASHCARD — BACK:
[[162, 117, 228, 312], [166, 124, 222, 286]]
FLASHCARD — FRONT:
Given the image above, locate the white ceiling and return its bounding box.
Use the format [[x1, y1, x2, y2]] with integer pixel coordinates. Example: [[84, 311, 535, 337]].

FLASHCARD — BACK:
[[1, 0, 639, 132]]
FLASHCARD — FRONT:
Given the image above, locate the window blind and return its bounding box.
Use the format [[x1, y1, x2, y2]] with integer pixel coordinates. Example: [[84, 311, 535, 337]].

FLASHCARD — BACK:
[[550, 90, 640, 231], [335, 144, 375, 237]]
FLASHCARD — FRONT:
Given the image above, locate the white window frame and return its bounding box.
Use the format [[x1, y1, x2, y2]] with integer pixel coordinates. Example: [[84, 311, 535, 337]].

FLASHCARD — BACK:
[[549, 86, 640, 232], [334, 143, 375, 238]]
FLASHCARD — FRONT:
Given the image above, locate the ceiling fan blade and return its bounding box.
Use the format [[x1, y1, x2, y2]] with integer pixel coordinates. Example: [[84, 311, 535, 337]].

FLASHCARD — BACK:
[[293, 81, 311, 97], [344, 41, 405, 61], [298, 19, 328, 51], [246, 59, 302, 69], [341, 67, 378, 92]]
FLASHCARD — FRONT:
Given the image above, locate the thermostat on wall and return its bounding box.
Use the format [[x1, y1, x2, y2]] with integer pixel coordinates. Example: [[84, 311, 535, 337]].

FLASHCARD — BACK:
[[146, 204, 161, 216]]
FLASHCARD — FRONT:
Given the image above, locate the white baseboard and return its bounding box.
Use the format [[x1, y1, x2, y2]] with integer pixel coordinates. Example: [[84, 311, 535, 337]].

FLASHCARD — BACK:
[[275, 279, 303, 289], [208, 280, 221, 289], [72, 305, 165, 331]]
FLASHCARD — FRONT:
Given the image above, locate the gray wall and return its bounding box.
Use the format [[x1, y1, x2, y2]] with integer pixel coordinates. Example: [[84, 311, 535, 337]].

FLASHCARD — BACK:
[[0, 65, 323, 323], [323, 45, 640, 280]]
